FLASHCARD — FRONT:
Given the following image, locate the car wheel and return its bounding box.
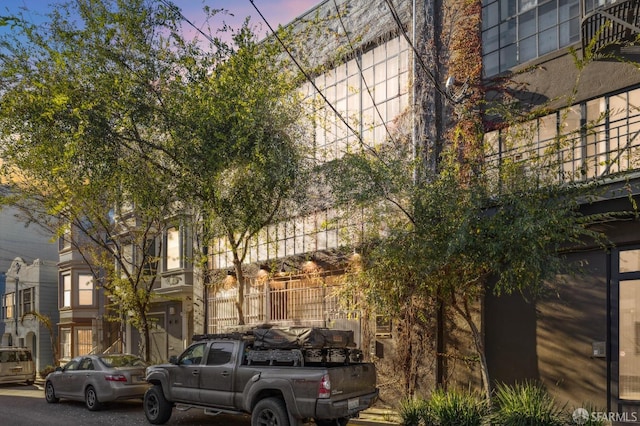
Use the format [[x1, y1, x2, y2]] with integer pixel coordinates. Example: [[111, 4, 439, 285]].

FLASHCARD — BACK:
[[85, 385, 102, 411], [144, 385, 172, 425], [44, 381, 59, 403], [252, 397, 290, 426]]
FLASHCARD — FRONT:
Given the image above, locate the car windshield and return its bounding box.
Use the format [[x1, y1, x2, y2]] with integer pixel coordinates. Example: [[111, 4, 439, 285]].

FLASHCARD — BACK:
[[99, 355, 146, 368]]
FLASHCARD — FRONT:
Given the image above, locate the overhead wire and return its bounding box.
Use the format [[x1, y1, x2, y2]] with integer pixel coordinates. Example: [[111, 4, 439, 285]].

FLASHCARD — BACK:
[[248, 0, 366, 147], [383, 0, 451, 101], [331, 0, 398, 148]]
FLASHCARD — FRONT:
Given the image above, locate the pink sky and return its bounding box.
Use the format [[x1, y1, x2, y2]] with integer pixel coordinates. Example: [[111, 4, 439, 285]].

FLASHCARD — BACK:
[[177, 0, 320, 37], [1, 0, 321, 41]]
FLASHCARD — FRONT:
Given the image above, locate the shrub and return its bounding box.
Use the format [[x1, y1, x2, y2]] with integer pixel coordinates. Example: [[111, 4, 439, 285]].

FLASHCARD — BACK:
[[39, 365, 56, 378], [399, 397, 429, 426], [492, 381, 564, 426], [427, 388, 488, 426]]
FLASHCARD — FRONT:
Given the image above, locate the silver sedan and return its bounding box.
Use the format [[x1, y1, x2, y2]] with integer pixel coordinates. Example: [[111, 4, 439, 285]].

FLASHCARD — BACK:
[[44, 354, 150, 411]]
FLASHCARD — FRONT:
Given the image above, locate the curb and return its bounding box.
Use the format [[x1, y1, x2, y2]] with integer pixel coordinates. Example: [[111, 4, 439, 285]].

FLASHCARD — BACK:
[[349, 408, 401, 425]]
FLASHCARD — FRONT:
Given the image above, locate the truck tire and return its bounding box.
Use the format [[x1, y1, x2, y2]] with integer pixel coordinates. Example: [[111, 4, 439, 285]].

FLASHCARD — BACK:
[[252, 397, 290, 426], [144, 385, 173, 425]]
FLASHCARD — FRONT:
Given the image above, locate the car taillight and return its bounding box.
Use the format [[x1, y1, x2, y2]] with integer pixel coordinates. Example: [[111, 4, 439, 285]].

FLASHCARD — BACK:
[[105, 374, 128, 382], [318, 373, 331, 399]]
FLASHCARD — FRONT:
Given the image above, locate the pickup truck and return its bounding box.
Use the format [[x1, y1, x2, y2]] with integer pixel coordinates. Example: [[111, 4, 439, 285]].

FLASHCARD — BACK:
[[143, 328, 378, 426]]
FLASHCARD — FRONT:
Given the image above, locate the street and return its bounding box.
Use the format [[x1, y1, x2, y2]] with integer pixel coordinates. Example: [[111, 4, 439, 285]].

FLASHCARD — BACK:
[[0, 383, 251, 426]]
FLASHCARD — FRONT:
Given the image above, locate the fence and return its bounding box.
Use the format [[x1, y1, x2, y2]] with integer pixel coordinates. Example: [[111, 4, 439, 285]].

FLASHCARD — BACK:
[[207, 276, 346, 334]]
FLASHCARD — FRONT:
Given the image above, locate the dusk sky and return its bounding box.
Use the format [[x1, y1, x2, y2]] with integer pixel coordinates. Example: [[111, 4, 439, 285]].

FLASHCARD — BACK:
[[0, 0, 321, 40]]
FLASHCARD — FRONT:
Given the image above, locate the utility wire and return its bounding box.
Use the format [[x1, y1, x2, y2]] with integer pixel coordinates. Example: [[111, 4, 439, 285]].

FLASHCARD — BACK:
[[248, 0, 365, 147], [331, 0, 398, 148], [383, 0, 450, 101]]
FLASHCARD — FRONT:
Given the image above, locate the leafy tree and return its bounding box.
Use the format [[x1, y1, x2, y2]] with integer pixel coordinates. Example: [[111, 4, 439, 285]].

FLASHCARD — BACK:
[[161, 21, 310, 325], [327, 1, 635, 399], [0, 0, 192, 360], [0, 0, 309, 342]]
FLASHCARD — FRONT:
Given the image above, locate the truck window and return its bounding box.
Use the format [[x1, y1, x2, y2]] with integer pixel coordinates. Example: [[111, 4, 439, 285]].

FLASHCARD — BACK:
[[206, 342, 233, 365], [179, 343, 205, 365]]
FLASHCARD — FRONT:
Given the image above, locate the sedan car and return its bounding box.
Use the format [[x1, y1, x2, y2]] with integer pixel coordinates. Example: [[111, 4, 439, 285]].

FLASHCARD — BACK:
[[44, 354, 149, 411]]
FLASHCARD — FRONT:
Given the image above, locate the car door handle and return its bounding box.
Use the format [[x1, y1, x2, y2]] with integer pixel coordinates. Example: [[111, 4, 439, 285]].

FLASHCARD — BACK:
[[192, 370, 199, 376]]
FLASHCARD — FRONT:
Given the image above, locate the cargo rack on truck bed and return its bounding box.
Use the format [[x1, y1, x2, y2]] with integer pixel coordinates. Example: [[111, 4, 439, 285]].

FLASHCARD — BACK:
[[192, 326, 364, 366]]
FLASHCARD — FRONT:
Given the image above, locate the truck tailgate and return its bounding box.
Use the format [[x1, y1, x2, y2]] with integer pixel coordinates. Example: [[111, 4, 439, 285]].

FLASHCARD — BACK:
[[329, 363, 376, 397]]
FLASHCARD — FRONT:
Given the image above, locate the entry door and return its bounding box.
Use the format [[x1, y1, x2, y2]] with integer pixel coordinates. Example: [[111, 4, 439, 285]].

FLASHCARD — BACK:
[[149, 313, 167, 364]]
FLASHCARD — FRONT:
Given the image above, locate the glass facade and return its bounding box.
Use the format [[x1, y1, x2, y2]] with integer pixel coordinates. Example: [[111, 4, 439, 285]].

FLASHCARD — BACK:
[[482, 0, 620, 76], [485, 86, 640, 181], [210, 36, 410, 270]]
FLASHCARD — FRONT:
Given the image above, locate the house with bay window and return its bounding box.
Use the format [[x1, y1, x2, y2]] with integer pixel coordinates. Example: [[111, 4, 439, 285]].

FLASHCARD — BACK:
[[57, 215, 196, 364]]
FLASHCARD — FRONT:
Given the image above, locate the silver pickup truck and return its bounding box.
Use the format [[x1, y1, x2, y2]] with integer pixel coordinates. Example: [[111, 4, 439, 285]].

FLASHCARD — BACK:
[[143, 328, 378, 426]]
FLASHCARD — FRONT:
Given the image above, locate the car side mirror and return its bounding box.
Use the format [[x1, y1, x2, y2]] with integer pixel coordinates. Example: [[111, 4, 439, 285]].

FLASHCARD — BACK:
[[169, 355, 178, 365], [55, 366, 62, 372]]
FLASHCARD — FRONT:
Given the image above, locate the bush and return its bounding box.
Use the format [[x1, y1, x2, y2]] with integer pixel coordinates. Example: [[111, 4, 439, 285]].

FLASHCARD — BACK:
[[399, 397, 429, 426], [427, 388, 488, 426], [492, 381, 564, 426], [39, 365, 56, 378]]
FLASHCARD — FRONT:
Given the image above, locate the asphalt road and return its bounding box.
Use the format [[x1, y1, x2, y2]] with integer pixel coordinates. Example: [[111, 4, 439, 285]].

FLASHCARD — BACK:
[[0, 382, 252, 426]]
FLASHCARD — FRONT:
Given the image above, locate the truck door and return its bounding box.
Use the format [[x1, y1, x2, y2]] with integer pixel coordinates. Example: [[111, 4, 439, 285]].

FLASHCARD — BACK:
[[170, 342, 206, 402], [198, 342, 235, 407]]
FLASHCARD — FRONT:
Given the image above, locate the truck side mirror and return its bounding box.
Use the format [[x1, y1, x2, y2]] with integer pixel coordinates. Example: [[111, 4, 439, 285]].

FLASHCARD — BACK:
[[169, 355, 178, 365]]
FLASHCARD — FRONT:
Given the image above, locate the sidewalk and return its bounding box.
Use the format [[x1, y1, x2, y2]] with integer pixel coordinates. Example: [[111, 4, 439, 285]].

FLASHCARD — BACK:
[[349, 408, 401, 425]]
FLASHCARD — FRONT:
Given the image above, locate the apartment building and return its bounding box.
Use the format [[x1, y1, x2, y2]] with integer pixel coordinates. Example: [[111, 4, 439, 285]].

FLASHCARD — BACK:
[[482, 0, 640, 413], [57, 215, 196, 365], [1, 257, 58, 373], [204, 0, 640, 412]]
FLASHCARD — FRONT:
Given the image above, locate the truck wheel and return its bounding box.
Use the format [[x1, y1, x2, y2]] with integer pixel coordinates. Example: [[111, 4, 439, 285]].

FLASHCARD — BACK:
[[252, 397, 290, 426], [144, 385, 173, 425]]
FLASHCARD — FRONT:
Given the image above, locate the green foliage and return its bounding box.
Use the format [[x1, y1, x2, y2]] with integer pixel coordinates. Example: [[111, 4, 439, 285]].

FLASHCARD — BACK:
[[399, 397, 429, 426], [427, 388, 488, 426], [491, 381, 565, 426], [39, 365, 57, 378]]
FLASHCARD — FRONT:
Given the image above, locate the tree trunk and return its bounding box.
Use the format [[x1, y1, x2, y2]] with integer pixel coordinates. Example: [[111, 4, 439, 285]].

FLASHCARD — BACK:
[[454, 298, 491, 399], [234, 261, 245, 325]]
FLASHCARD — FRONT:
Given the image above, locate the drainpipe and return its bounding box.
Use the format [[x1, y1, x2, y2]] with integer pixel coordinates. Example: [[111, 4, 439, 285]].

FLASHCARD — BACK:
[[14, 262, 20, 344]]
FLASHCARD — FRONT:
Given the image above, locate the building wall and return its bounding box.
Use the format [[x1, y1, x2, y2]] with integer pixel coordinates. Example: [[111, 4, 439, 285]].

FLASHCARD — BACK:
[[2, 258, 58, 373]]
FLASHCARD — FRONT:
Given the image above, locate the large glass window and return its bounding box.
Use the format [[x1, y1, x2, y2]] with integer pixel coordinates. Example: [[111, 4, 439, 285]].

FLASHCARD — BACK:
[[486, 86, 640, 183], [210, 36, 410, 269], [619, 248, 640, 400], [482, 0, 580, 76], [78, 274, 93, 306]]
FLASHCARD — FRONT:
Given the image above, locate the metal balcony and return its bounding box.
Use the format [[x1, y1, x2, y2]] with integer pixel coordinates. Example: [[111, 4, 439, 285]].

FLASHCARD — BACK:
[[582, 0, 640, 58]]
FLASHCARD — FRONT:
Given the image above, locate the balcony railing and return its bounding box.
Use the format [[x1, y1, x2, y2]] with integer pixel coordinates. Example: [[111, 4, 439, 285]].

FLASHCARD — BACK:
[[486, 111, 640, 184], [207, 280, 344, 333], [582, 0, 640, 57]]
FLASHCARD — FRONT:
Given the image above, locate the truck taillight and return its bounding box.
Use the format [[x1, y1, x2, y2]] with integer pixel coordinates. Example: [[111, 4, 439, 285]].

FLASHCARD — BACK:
[[318, 373, 331, 398]]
